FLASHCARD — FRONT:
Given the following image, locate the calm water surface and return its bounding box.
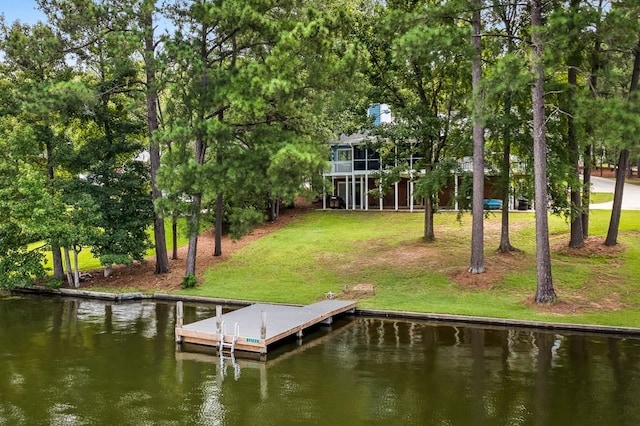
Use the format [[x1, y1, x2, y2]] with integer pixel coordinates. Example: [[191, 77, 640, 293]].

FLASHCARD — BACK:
[[1, 295, 640, 425]]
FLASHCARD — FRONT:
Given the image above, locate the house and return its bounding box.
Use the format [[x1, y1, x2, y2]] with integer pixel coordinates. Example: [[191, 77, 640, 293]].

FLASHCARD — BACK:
[[322, 132, 427, 210], [322, 104, 424, 210], [322, 105, 529, 211]]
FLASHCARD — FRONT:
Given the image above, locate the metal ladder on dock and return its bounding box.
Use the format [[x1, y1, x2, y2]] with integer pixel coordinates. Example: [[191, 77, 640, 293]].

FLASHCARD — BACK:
[[218, 321, 241, 380], [218, 321, 240, 355]]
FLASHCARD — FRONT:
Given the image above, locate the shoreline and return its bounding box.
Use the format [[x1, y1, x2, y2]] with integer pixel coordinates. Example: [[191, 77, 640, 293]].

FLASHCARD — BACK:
[[10, 285, 640, 339]]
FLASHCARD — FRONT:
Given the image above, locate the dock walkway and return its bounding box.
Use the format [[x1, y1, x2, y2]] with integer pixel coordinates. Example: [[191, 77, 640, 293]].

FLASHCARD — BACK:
[[175, 300, 356, 354]]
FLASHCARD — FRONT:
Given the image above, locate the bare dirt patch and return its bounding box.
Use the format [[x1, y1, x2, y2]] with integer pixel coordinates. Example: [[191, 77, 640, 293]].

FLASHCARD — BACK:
[[347, 239, 436, 269], [551, 236, 626, 257], [451, 250, 527, 291], [336, 283, 377, 301], [522, 291, 625, 316]]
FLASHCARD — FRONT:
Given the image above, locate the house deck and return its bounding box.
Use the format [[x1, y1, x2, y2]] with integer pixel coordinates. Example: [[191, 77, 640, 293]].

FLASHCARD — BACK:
[[175, 300, 357, 354]]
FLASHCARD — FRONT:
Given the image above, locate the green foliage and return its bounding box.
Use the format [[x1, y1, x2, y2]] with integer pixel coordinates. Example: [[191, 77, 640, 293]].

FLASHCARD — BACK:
[[3, 0, 640, 292], [414, 159, 464, 207], [154, 0, 363, 268], [0, 248, 45, 289], [77, 159, 154, 267], [181, 273, 197, 289], [267, 143, 329, 202], [46, 278, 63, 289], [0, 222, 45, 288], [224, 207, 266, 240]]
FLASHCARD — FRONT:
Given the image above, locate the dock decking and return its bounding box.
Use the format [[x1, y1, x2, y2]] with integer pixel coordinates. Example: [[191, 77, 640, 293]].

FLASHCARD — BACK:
[[175, 300, 356, 354]]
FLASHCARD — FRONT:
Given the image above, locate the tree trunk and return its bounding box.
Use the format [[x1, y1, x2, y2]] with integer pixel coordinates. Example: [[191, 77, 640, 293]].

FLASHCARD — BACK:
[[184, 23, 211, 275], [583, 0, 603, 239], [582, 0, 603, 239], [605, 36, 640, 246], [63, 247, 73, 287], [172, 215, 178, 260], [568, 43, 583, 248], [51, 243, 65, 280], [185, 193, 202, 275], [497, 126, 521, 252], [469, 1, 484, 274], [185, 136, 206, 275], [497, 4, 519, 254], [143, 4, 169, 274], [45, 138, 65, 280], [214, 191, 223, 257], [424, 193, 435, 242], [423, 156, 436, 241], [530, 0, 556, 303], [582, 143, 591, 238], [605, 149, 629, 246], [72, 246, 80, 288], [498, 137, 515, 252], [213, 112, 224, 257]]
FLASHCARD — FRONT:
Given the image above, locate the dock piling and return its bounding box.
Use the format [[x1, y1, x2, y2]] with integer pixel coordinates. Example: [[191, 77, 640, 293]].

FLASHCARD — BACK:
[[260, 310, 267, 339], [176, 301, 184, 343], [216, 305, 222, 333]]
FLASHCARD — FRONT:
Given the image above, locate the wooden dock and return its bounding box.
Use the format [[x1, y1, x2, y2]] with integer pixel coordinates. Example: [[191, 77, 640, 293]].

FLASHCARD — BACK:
[[175, 300, 357, 354]]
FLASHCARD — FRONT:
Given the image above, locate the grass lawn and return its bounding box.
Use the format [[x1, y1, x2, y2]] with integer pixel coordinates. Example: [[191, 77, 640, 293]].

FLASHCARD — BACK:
[[590, 192, 614, 204], [36, 207, 640, 328], [177, 209, 640, 328]]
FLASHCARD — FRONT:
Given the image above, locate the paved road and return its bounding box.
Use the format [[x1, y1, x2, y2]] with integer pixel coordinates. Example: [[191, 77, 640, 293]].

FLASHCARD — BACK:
[[589, 176, 640, 210]]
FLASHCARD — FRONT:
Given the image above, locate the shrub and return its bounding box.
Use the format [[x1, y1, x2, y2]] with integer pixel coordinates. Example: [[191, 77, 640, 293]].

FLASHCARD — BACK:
[[181, 273, 197, 289], [46, 278, 63, 289]]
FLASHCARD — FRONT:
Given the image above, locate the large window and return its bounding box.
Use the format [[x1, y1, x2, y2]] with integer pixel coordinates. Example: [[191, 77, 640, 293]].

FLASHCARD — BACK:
[[334, 148, 352, 172], [332, 146, 383, 172], [354, 146, 366, 171], [336, 148, 352, 161], [367, 149, 380, 170]]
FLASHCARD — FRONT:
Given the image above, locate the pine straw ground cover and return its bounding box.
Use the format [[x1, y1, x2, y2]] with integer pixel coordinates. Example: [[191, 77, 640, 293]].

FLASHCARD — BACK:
[[75, 204, 640, 328]]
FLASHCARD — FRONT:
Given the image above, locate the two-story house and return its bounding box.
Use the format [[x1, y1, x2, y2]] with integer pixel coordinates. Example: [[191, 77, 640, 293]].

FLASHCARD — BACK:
[[321, 105, 526, 211]]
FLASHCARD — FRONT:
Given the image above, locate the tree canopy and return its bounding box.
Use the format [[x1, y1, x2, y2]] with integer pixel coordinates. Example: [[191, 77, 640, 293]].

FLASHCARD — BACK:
[[1, 0, 639, 302]]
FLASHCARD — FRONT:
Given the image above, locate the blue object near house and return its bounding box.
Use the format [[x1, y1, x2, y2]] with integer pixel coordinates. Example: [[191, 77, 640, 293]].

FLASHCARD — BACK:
[[483, 199, 503, 210]]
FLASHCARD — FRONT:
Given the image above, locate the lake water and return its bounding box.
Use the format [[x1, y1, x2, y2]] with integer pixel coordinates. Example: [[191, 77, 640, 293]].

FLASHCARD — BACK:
[[1, 295, 640, 425]]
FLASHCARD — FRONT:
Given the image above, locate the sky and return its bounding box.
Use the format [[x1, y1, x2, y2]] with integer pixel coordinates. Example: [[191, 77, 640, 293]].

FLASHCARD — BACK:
[[0, 0, 46, 25]]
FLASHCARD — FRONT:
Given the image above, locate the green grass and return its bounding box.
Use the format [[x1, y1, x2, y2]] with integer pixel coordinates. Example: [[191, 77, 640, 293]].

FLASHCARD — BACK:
[[590, 192, 614, 204], [33, 218, 193, 273], [175, 209, 640, 328], [39, 208, 640, 328]]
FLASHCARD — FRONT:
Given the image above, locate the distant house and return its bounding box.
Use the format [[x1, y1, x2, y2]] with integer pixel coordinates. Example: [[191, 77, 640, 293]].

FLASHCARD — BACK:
[[322, 105, 529, 211]]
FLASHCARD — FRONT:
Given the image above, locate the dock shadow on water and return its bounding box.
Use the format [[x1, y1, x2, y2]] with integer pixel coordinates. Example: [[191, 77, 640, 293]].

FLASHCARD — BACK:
[[1, 295, 640, 425]]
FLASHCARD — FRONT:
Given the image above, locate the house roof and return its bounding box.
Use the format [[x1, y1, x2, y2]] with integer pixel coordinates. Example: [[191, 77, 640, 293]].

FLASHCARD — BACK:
[[330, 133, 370, 146]]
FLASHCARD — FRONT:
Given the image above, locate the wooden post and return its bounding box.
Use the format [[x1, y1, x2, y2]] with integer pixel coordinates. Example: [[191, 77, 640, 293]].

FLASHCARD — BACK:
[[216, 305, 222, 333], [175, 301, 183, 343], [260, 310, 267, 339]]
